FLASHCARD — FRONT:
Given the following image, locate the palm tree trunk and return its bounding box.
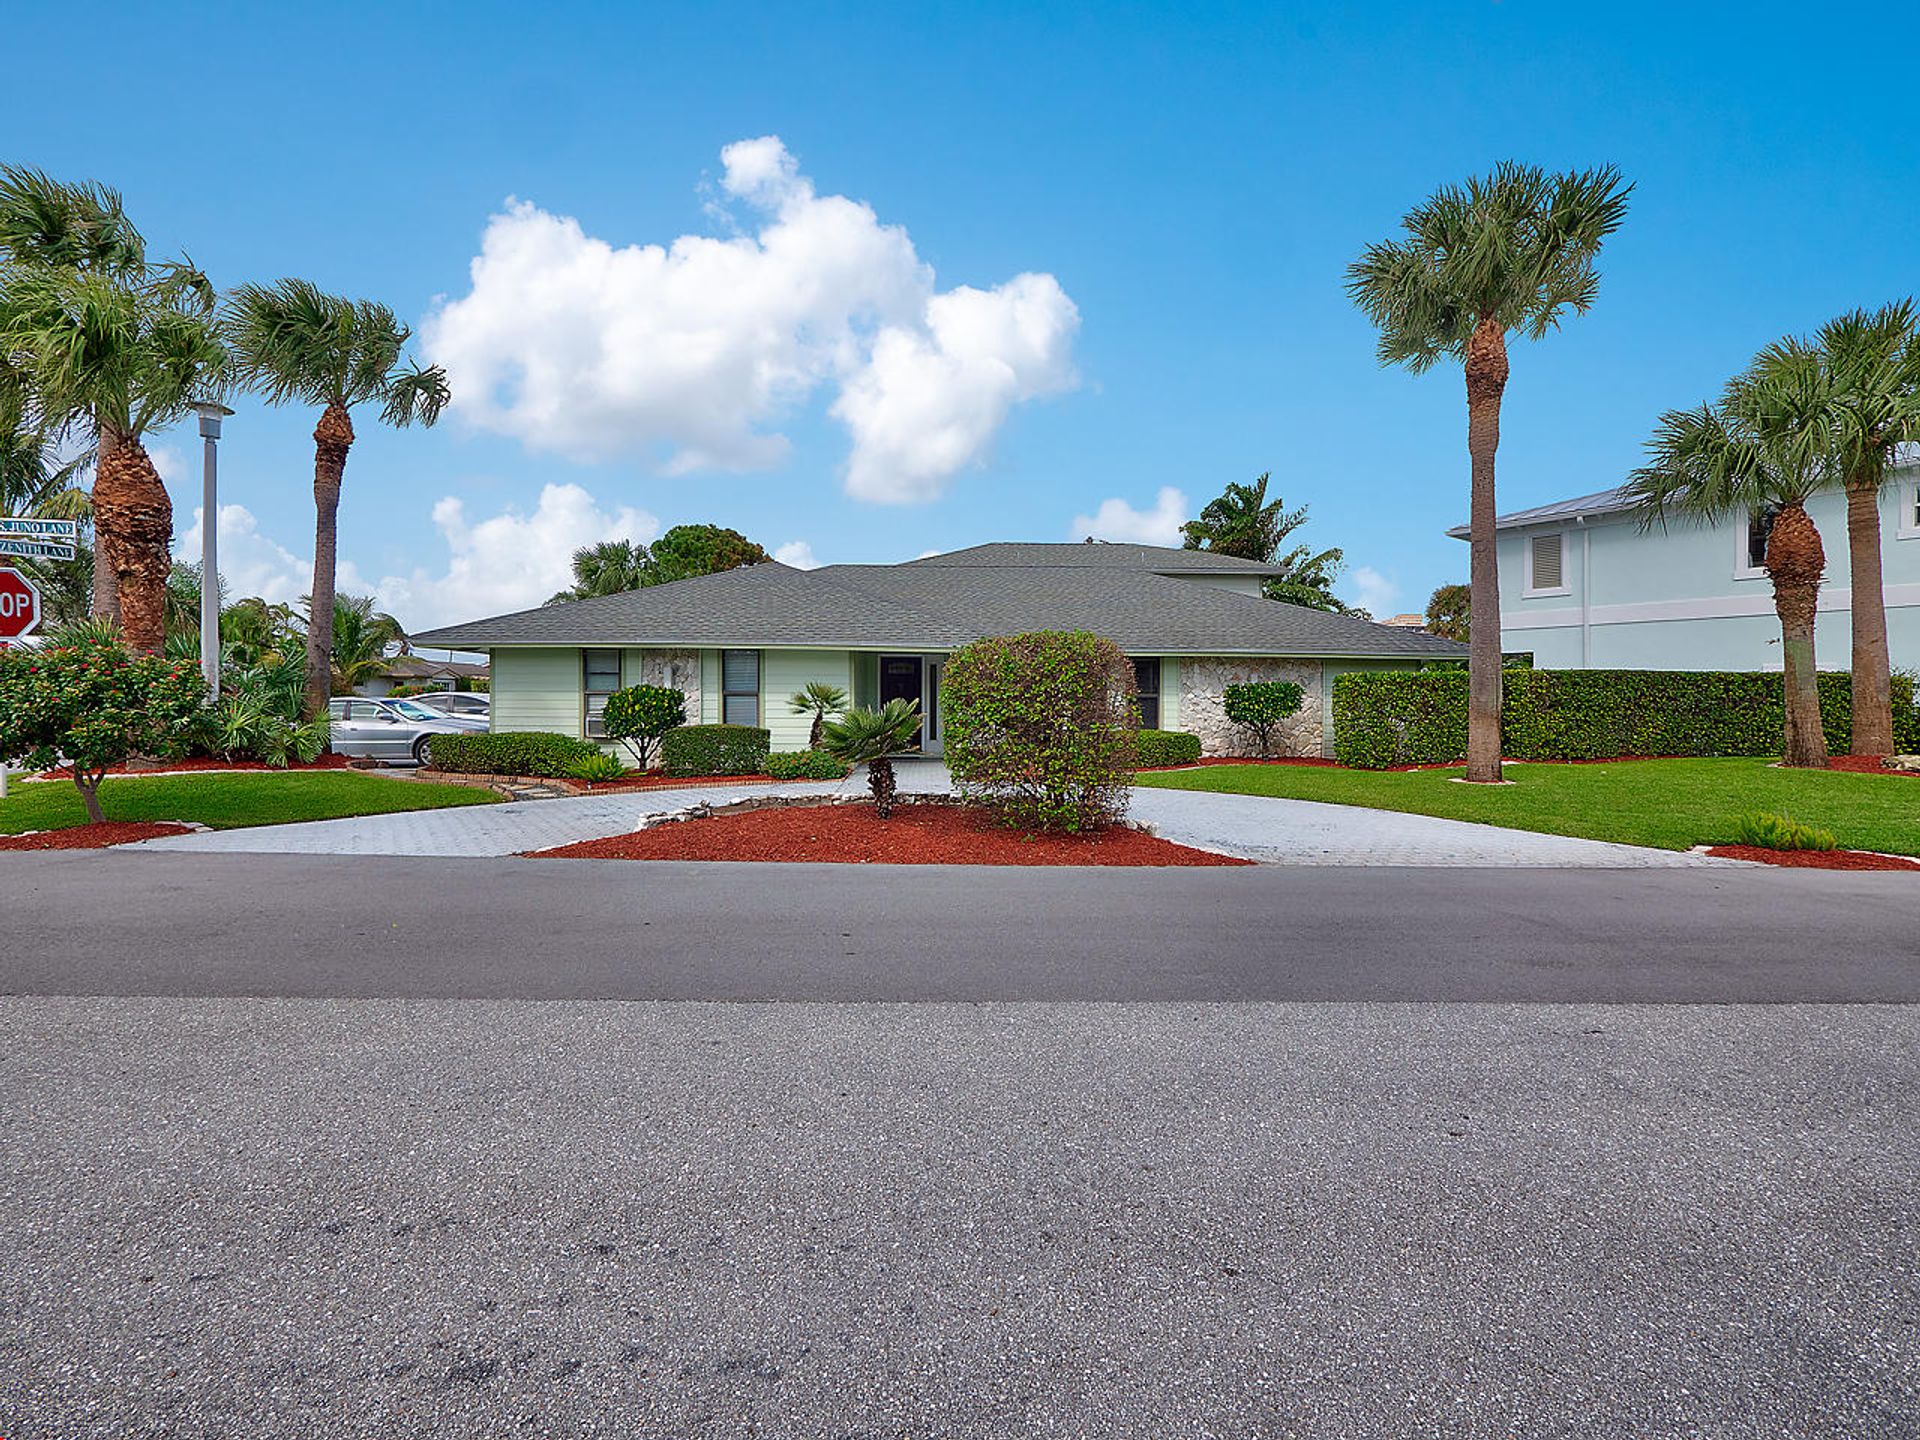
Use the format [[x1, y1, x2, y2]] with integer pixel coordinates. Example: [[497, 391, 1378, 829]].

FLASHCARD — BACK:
[[92, 434, 172, 654], [89, 424, 121, 626], [1462, 314, 1509, 783], [1766, 501, 1828, 769], [1844, 480, 1893, 757], [869, 757, 897, 819], [303, 403, 354, 719]]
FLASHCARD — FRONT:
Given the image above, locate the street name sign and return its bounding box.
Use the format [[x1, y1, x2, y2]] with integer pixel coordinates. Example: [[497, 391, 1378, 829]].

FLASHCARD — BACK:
[[0, 516, 78, 537]]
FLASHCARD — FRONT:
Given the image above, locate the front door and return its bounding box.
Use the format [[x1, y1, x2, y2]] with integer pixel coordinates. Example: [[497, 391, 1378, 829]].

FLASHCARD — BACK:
[[878, 655, 924, 749]]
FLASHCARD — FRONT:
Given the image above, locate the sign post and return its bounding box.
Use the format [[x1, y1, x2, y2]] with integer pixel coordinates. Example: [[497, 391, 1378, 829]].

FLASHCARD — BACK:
[[0, 566, 39, 802]]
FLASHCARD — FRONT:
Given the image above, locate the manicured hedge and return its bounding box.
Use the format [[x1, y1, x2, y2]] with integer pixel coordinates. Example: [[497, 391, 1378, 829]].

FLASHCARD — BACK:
[[427, 730, 603, 777], [1135, 729, 1202, 767], [765, 749, 851, 780], [662, 723, 771, 776], [1331, 669, 1920, 769]]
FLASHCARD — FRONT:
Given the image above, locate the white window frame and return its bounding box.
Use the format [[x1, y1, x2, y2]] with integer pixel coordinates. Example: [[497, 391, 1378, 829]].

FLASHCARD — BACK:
[[721, 649, 761, 728], [1734, 505, 1775, 581], [583, 648, 622, 738], [1897, 475, 1920, 541], [1522, 530, 1570, 598]]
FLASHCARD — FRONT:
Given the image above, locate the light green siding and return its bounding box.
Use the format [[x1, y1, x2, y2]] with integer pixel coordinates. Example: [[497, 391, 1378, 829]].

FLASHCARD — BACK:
[[1159, 656, 1182, 729], [763, 649, 854, 750], [491, 647, 583, 737], [699, 650, 720, 724]]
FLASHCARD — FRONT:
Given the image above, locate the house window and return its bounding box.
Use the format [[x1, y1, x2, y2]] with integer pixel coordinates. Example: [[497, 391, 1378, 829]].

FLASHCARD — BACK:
[[1132, 658, 1161, 729], [583, 649, 621, 737], [1745, 504, 1781, 572], [722, 649, 761, 726], [1527, 532, 1565, 594]]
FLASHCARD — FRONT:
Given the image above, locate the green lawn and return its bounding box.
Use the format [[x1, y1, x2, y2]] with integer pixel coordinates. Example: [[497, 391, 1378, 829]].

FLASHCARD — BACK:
[[1137, 758, 1920, 855], [0, 770, 499, 835]]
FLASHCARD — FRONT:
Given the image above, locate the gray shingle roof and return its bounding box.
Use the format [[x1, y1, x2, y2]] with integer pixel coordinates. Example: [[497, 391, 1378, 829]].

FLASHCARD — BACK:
[[1445, 485, 1638, 539], [910, 541, 1286, 573], [411, 553, 1467, 659]]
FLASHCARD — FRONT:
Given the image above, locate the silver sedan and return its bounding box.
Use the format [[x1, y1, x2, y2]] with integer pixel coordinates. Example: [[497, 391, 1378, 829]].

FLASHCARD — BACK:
[[326, 698, 477, 765]]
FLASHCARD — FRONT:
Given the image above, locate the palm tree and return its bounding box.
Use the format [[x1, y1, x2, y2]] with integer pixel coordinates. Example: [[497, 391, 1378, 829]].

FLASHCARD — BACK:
[[224, 279, 449, 717], [819, 698, 922, 818], [310, 593, 406, 695], [1348, 163, 1632, 782], [1180, 473, 1290, 560], [548, 539, 652, 603], [1801, 303, 1920, 757], [1624, 344, 1838, 768], [788, 681, 849, 748], [0, 166, 150, 622], [0, 262, 226, 652]]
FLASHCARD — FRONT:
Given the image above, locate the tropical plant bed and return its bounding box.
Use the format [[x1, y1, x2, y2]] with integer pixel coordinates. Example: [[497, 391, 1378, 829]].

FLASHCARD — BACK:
[[0, 821, 192, 850], [1704, 845, 1920, 872], [526, 802, 1249, 866], [33, 753, 356, 781]]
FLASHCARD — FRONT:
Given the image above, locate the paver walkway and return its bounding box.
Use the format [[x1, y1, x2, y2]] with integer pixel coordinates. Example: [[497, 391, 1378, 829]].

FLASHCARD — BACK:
[[137, 762, 1713, 866]]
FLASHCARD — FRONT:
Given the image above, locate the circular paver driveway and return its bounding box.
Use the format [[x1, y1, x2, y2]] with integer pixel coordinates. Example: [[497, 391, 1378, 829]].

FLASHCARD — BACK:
[[138, 764, 1714, 867]]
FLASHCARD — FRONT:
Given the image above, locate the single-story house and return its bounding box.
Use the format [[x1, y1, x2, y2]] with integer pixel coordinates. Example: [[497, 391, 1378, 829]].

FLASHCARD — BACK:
[[356, 654, 491, 698], [410, 541, 1466, 757], [1452, 445, 1920, 672]]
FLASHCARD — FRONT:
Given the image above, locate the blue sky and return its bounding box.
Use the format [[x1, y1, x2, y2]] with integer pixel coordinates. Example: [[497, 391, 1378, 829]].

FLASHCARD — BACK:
[[7, 1, 1917, 632]]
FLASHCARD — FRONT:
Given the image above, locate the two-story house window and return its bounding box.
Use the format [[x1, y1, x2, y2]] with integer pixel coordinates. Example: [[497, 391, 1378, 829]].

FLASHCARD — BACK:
[[1740, 504, 1781, 576], [1524, 532, 1568, 596]]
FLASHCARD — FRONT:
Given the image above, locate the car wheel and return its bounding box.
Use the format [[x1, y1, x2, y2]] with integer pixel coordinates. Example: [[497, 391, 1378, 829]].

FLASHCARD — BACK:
[[412, 737, 434, 766]]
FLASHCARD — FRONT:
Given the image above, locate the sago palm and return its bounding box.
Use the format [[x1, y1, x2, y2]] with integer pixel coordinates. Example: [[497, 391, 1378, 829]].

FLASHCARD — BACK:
[[819, 698, 922, 818], [225, 279, 449, 716], [1799, 302, 1920, 757], [1348, 163, 1632, 782], [788, 681, 849, 748], [1625, 343, 1838, 768], [0, 262, 226, 652]]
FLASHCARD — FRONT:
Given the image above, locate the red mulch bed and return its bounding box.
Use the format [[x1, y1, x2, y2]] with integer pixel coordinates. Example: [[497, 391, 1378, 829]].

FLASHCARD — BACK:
[[528, 802, 1251, 866], [1706, 844, 1920, 872], [1825, 755, 1920, 777], [37, 754, 354, 780], [0, 821, 191, 850]]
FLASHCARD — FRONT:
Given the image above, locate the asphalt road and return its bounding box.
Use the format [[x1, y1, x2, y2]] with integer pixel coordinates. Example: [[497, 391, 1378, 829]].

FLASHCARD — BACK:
[[4, 855, 1918, 1436], [2, 851, 1918, 1000]]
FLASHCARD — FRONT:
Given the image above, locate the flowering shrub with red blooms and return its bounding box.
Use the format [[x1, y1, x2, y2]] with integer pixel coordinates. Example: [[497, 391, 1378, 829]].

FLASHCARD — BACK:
[[0, 640, 208, 823]]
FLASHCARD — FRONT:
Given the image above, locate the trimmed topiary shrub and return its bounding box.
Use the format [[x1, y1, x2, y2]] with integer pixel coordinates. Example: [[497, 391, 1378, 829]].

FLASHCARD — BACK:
[[602, 683, 686, 770], [426, 730, 603, 777], [766, 749, 852, 780], [1331, 668, 1920, 769], [1223, 680, 1306, 757], [943, 630, 1137, 832], [661, 723, 771, 776], [1135, 729, 1202, 768]]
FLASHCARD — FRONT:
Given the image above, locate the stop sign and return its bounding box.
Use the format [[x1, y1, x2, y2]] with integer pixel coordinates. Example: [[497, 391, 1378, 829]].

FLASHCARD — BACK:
[[0, 567, 41, 640]]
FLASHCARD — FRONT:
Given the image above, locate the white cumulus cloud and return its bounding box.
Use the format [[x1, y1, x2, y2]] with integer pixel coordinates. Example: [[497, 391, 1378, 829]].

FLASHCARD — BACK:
[[773, 540, 819, 569], [1069, 487, 1189, 546], [423, 137, 1078, 503], [173, 503, 372, 609], [1342, 565, 1400, 617], [373, 483, 659, 630]]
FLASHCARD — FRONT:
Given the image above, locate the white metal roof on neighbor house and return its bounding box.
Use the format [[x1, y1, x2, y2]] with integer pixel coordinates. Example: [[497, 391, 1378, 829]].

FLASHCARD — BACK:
[[1445, 486, 1638, 540]]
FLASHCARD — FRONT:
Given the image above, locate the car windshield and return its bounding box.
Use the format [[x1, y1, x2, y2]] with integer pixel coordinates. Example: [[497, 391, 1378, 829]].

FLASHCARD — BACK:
[[386, 700, 440, 720]]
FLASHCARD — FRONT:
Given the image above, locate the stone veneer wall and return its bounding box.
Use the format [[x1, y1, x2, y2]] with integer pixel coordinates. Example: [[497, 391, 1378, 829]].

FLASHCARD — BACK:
[[637, 647, 702, 723], [1177, 658, 1323, 757]]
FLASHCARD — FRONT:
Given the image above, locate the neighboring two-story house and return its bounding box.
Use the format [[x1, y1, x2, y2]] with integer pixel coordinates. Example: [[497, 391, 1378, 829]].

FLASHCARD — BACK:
[[1450, 448, 1920, 672]]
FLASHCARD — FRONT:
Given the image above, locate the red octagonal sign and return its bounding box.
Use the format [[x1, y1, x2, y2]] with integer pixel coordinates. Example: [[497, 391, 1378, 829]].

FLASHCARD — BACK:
[[0, 566, 41, 641]]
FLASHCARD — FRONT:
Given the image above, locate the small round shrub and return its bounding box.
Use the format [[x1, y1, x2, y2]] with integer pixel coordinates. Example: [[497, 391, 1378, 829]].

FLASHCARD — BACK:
[[1223, 680, 1305, 757], [568, 752, 630, 783], [942, 630, 1137, 832], [602, 684, 686, 770], [1732, 811, 1838, 852], [766, 749, 852, 780], [1135, 729, 1201, 768]]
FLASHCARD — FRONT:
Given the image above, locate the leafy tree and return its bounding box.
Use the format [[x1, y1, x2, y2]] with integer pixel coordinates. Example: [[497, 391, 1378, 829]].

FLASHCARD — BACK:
[[1425, 583, 1470, 643], [1624, 342, 1837, 768], [647, 524, 771, 584], [548, 539, 652, 603], [1223, 680, 1306, 757], [1348, 162, 1631, 782], [602, 683, 687, 770], [0, 638, 206, 823], [787, 681, 848, 748], [818, 698, 923, 819], [0, 195, 227, 653], [1798, 302, 1920, 757], [942, 630, 1138, 832], [224, 279, 448, 717]]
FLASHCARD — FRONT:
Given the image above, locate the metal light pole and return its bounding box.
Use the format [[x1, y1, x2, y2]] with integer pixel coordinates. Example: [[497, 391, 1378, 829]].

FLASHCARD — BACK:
[[191, 402, 234, 700]]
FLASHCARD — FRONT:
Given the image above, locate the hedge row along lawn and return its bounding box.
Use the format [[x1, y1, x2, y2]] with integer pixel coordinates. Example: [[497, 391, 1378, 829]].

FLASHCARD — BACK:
[[1136, 758, 1920, 856], [0, 771, 498, 836]]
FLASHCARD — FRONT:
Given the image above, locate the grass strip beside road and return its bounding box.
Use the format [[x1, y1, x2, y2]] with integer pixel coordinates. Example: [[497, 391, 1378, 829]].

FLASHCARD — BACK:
[[1136, 757, 1920, 855], [0, 771, 499, 836]]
